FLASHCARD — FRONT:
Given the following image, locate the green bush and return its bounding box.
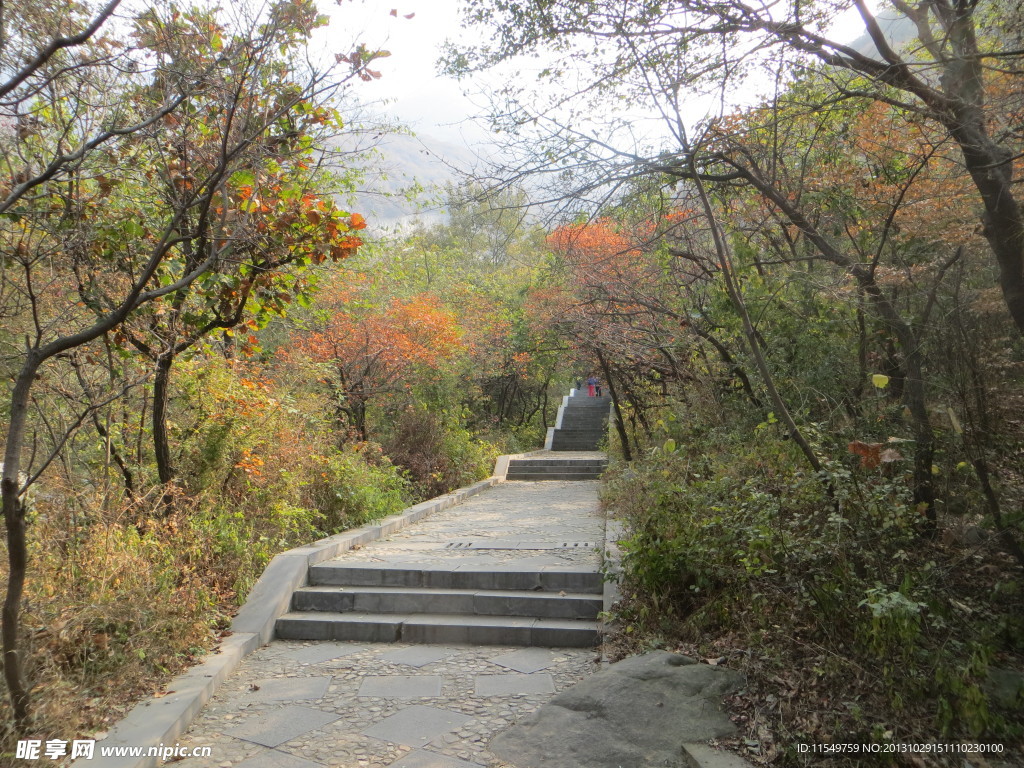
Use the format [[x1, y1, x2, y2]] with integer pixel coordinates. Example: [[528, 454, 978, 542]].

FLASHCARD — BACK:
[[305, 445, 412, 533], [602, 402, 1022, 756]]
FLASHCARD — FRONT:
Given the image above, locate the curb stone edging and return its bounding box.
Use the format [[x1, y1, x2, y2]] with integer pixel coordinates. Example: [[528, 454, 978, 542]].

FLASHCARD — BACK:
[[682, 743, 759, 768], [600, 518, 625, 637], [74, 470, 507, 768]]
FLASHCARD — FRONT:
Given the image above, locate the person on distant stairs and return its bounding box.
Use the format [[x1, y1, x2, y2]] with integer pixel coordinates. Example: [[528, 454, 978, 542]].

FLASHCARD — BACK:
[[586, 375, 597, 396]]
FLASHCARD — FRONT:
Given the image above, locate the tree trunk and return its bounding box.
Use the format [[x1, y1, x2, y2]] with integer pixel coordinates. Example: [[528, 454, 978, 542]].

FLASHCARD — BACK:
[[936, 12, 1024, 336], [92, 411, 135, 498], [2, 356, 42, 731], [353, 396, 368, 442], [596, 348, 632, 461], [857, 279, 935, 525], [689, 323, 762, 408], [541, 376, 551, 429], [688, 165, 828, 482], [727, 165, 935, 520], [152, 353, 176, 512]]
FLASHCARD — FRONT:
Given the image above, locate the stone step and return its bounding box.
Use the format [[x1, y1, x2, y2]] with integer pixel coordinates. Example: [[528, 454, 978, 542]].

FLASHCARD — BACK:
[[293, 585, 601, 619], [309, 563, 604, 593], [551, 439, 604, 450], [506, 472, 603, 481], [507, 464, 605, 474], [506, 463, 604, 477], [506, 466, 605, 474], [275, 612, 600, 647], [507, 459, 607, 467]]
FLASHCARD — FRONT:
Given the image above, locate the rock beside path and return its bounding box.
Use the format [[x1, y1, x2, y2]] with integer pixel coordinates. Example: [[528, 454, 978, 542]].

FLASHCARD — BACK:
[[490, 651, 742, 768]]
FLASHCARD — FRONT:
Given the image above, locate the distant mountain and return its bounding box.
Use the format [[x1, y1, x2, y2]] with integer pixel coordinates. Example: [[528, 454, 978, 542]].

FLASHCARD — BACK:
[[336, 130, 489, 230], [332, 12, 921, 233], [848, 11, 919, 58]]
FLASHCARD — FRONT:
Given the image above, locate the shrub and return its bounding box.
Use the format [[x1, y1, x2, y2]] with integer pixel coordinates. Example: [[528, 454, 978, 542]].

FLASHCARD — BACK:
[[303, 445, 412, 533], [602, 401, 1023, 760], [381, 405, 497, 498]]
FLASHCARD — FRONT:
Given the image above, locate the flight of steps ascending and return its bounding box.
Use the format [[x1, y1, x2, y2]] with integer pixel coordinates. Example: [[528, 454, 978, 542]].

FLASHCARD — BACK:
[[505, 456, 608, 481], [549, 394, 611, 451], [276, 563, 602, 647]]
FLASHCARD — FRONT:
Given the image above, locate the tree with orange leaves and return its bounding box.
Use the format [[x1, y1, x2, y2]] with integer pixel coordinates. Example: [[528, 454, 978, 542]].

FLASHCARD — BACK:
[[542, 216, 691, 458], [292, 281, 465, 441]]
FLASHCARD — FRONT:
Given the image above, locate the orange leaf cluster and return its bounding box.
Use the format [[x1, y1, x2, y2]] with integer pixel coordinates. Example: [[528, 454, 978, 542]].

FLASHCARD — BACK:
[[293, 284, 465, 393]]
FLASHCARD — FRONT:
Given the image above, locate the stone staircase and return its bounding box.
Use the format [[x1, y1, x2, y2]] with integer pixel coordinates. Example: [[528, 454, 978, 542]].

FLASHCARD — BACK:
[[275, 410, 608, 650], [505, 456, 607, 481], [275, 562, 602, 647], [547, 394, 611, 451]]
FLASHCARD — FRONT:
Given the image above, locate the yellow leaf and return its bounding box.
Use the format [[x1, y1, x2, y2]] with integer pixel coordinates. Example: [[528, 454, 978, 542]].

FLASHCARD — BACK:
[[871, 374, 889, 389]]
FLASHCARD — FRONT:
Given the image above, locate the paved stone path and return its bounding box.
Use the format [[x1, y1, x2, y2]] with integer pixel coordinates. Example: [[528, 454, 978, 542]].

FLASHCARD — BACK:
[[174, 473, 606, 768], [336, 480, 603, 569]]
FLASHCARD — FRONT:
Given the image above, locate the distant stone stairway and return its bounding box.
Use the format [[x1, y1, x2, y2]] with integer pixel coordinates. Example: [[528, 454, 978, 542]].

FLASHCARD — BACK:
[[547, 393, 611, 451], [276, 562, 602, 647]]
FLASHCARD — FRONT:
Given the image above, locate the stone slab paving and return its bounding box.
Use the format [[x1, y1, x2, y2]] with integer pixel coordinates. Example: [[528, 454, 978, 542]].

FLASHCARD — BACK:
[[246, 676, 333, 702], [237, 751, 324, 768], [225, 705, 342, 748], [488, 649, 558, 675], [358, 675, 444, 698], [288, 644, 368, 666], [176, 641, 597, 767], [173, 475, 606, 767], [474, 674, 555, 696], [389, 751, 486, 768], [379, 647, 456, 668], [332, 480, 604, 569]]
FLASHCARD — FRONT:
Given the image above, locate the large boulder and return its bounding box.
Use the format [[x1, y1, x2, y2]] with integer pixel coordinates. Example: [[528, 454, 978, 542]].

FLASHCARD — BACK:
[[490, 651, 742, 768]]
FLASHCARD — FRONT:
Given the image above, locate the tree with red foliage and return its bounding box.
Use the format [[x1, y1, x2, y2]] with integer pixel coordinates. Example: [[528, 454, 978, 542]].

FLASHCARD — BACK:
[[292, 282, 464, 441]]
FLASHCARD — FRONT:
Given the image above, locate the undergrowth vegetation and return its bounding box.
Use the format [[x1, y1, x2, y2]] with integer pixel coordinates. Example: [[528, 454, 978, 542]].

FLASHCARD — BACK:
[[603, 396, 1024, 765], [1, 358, 414, 747]]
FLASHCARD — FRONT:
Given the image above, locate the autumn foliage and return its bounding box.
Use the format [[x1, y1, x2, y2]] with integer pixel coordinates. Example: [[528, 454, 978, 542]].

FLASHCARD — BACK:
[[290, 280, 465, 440]]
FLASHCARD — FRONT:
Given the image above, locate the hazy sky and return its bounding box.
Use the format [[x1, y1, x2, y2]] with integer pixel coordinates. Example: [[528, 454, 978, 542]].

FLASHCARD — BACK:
[[321, 0, 487, 141], [320, 0, 881, 145]]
